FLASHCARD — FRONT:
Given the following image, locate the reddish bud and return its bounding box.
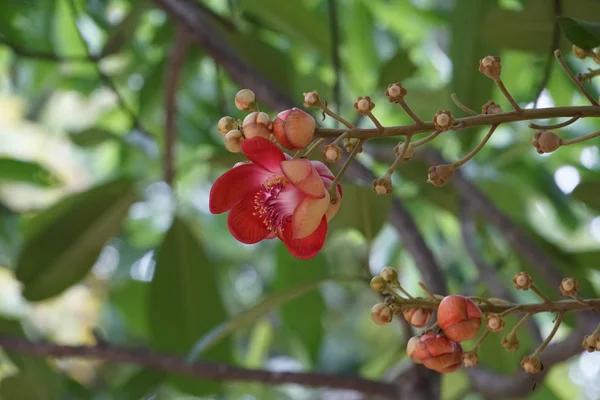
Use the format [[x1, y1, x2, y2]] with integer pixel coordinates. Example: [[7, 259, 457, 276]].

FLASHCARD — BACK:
[[403, 307, 433, 328], [242, 112, 272, 139], [479, 56, 501, 80], [273, 108, 316, 151], [303, 90, 321, 107], [437, 296, 482, 342], [427, 164, 454, 187], [371, 303, 393, 325], [407, 336, 423, 364], [415, 333, 463, 373], [520, 355, 542, 374], [532, 131, 561, 154]]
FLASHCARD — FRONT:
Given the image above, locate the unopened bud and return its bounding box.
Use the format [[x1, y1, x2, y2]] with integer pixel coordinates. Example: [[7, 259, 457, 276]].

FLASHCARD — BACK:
[[373, 176, 393, 195], [217, 116, 239, 135], [427, 164, 454, 187], [242, 111, 272, 139], [486, 314, 505, 333], [403, 307, 433, 328], [323, 144, 342, 163], [582, 335, 597, 352], [559, 277, 579, 297], [371, 303, 393, 325], [354, 96, 375, 115], [520, 355, 542, 374], [407, 336, 423, 364], [273, 108, 316, 151], [224, 129, 245, 153], [234, 89, 256, 111], [370, 276, 386, 292], [462, 351, 479, 367], [479, 56, 501, 80], [501, 333, 520, 351], [533, 131, 561, 154], [433, 110, 453, 132], [379, 267, 398, 283], [385, 82, 407, 103], [481, 100, 502, 115], [512, 272, 532, 290], [394, 141, 415, 161], [303, 90, 321, 107]]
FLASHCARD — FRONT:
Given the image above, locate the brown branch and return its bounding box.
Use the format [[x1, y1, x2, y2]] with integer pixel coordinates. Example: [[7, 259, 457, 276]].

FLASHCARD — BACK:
[[0, 335, 397, 397], [164, 26, 190, 186]]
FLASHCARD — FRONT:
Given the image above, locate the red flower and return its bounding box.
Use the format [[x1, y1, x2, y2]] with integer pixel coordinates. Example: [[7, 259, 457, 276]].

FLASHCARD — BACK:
[[209, 137, 342, 259]]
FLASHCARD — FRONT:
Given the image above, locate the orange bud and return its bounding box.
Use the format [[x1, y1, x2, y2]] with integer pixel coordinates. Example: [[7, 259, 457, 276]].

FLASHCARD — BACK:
[[273, 108, 315, 151], [403, 307, 433, 328], [406, 336, 423, 364], [437, 296, 482, 342], [242, 112, 272, 139], [371, 303, 393, 325], [415, 333, 463, 373]]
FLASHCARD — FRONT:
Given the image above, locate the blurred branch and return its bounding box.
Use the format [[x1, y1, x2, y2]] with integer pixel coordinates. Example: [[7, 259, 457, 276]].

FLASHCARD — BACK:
[[0, 335, 397, 397], [164, 26, 190, 186], [533, 0, 562, 107], [0, 37, 98, 62], [327, 0, 342, 115]]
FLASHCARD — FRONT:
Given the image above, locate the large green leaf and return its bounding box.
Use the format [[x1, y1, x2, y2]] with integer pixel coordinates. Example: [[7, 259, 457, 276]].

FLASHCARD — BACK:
[[0, 318, 65, 400], [148, 218, 231, 396], [558, 17, 600, 50], [111, 279, 150, 338], [16, 178, 137, 301], [0, 0, 56, 52], [274, 244, 327, 366], [344, 0, 379, 93], [328, 184, 393, 241], [0, 157, 61, 187]]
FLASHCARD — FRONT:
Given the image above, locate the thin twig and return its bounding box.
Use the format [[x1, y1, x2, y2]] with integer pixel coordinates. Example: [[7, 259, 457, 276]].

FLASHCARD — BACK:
[[164, 26, 190, 186], [494, 78, 522, 112], [561, 129, 600, 146], [302, 138, 327, 158], [367, 112, 385, 133], [451, 93, 478, 116], [0, 335, 397, 397], [398, 99, 424, 125], [528, 114, 580, 130], [328, 140, 363, 203], [554, 50, 600, 106], [533, 0, 562, 107], [453, 125, 498, 168], [533, 312, 565, 355], [320, 105, 355, 129], [385, 135, 412, 176]]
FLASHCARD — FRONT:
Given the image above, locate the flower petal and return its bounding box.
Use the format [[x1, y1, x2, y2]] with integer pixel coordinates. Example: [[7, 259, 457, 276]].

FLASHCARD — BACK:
[[310, 160, 335, 181], [280, 159, 325, 199], [241, 137, 286, 173], [227, 197, 270, 244], [292, 189, 330, 239], [281, 216, 327, 259], [325, 184, 342, 222], [209, 163, 269, 214]]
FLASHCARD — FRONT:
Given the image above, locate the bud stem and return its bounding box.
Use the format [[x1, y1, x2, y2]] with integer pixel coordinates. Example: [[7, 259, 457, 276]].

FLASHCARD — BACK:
[[331, 128, 356, 146], [560, 129, 600, 146], [367, 112, 384, 133], [533, 312, 565, 356], [494, 78, 522, 112], [418, 282, 440, 303], [397, 98, 424, 125], [528, 114, 581, 130], [555, 50, 600, 107], [450, 93, 478, 116], [530, 284, 553, 304], [328, 139, 364, 203], [385, 135, 412, 177], [470, 297, 496, 308], [318, 104, 355, 129], [452, 125, 498, 169], [508, 312, 533, 338], [301, 138, 327, 158], [412, 130, 442, 147], [473, 330, 490, 350]]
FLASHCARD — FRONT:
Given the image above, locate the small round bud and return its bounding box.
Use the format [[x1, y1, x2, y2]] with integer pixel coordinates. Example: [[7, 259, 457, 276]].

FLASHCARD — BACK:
[[343, 138, 361, 153], [234, 89, 256, 111], [403, 307, 433, 328], [433, 110, 453, 132], [224, 129, 245, 153], [559, 277, 579, 297], [242, 111, 272, 139], [573, 45, 589, 59], [407, 336, 423, 364], [385, 82, 407, 103], [303, 90, 321, 107], [427, 164, 455, 187], [520, 355, 542, 374], [481, 100, 503, 115], [370, 276, 386, 292], [415, 333, 463, 373], [323, 144, 342, 163], [512, 272, 532, 290], [582, 335, 597, 352], [479, 56, 501, 80], [486, 314, 505, 333], [462, 351, 479, 368], [371, 303, 393, 326], [532, 131, 562, 154], [372, 176, 393, 195], [273, 108, 316, 151], [217, 116, 239, 135], [437, 295, 482, 342], [354, 96, 375, 115], [394, 141, 415, 161], [501, 333, 520, 351], [379, 267, 398, 283]]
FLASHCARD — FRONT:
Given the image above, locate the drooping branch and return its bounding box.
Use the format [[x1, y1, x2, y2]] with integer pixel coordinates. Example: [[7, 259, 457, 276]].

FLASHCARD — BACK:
[[0, 335, 397, 397]]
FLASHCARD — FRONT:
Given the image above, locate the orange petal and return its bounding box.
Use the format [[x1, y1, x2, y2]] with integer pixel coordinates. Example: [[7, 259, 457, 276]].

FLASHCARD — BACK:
[[280, 159, 325, 199], [292, 189, 330, 239], [325, 185, 342, 221]]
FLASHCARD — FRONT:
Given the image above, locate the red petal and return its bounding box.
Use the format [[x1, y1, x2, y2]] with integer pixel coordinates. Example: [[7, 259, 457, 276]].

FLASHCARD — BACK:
[[280, 159, 325, 199], [281, 216, 327, 259], [241, 137, 286, 173], [209, 163, 269, 214], [227, 197, 270, 244], [310, 160, 335, 181]]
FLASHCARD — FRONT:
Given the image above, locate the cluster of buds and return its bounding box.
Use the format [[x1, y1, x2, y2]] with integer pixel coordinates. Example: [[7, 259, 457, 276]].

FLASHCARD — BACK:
[[217, 89, 317, 153]]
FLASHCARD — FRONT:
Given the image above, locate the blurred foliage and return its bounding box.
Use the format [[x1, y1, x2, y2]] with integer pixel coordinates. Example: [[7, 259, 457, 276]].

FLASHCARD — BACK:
[[0, 0, 598, 399]]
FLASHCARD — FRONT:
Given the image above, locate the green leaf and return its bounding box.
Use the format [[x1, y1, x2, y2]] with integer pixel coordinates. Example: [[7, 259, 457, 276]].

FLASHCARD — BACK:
[[0, 318, 65, 400], [328, 184, 392, 241], [377, 49, 417, 90], [274, 244, 327, 365], [16, 178, 138, 301], [148, 218, 231, 397], [111, 279, 150, 338], [344, 0, 379, 93], [558, 17, 600, 50], [101, 2, 151, 56], [572, 180, 600, 212], [0, 206, 21, 269], [0, 157, 61, 187], [120, 369, 166, 399], [68, 128, 123, 148]]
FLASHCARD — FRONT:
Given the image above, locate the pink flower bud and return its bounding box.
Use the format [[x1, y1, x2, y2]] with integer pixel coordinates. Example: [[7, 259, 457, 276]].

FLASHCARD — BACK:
[[273, 108, 315, 151], [242, 111, 272, 139]]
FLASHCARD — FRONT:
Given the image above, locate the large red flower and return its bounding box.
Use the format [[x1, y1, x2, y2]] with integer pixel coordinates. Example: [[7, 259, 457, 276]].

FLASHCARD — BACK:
[[209, 137, 342, 259]]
